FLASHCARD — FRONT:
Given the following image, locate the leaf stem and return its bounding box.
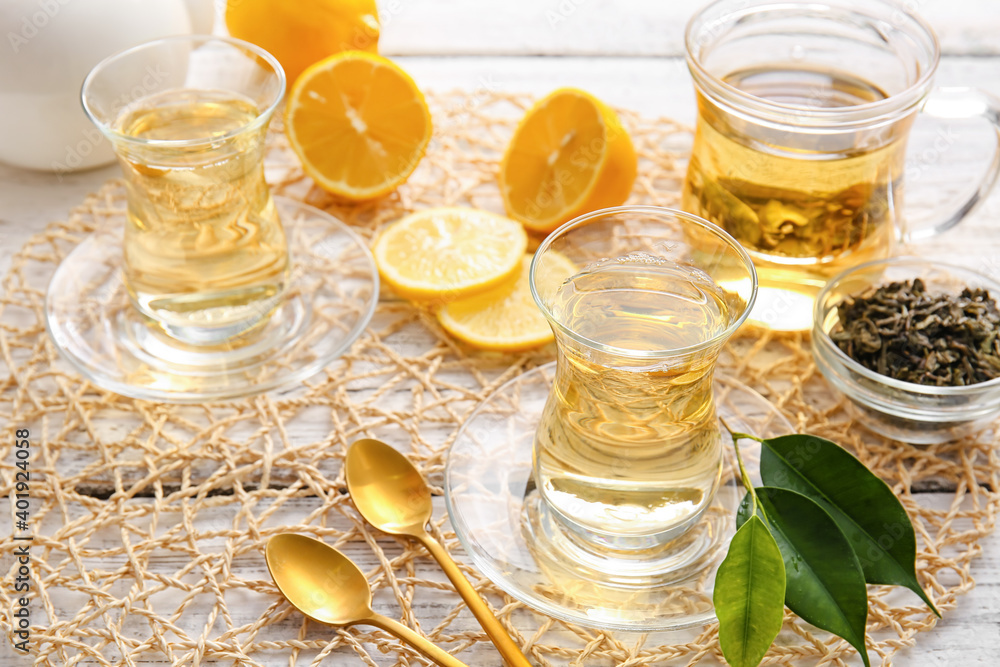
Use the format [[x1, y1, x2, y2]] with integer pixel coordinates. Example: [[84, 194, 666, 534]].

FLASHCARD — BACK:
[[721, 418, 765, 520]]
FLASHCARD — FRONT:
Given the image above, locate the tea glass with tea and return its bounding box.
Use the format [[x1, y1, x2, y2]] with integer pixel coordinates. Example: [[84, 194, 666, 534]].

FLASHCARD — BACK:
[[45, 36, 378, 401], [81, 35, 288, 344], [526, 206, 756, 581], [682, 0, 1000, 331]]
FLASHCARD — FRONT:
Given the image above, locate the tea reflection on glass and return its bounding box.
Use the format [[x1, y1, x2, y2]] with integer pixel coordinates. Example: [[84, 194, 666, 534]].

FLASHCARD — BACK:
[[535, 260, 735, 540], [114, 90, 288, 342], [683, 66, 905, 292], [528, 206, 756, 577]]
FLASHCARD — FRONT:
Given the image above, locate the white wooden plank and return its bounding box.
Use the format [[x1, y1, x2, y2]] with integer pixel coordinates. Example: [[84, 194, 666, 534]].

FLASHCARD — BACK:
[[376, 0, 1000, 57]]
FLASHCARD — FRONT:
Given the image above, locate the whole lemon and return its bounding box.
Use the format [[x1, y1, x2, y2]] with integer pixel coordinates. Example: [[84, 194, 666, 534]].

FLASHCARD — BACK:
[[226, 0, 380, 86]]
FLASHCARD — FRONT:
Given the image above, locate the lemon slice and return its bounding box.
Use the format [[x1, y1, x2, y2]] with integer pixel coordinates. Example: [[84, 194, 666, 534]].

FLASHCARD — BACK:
[[285, 51, 432, 201], [437, 252, 577, 351], [373, 207, 528, 302], [500, 87, 637, 233]]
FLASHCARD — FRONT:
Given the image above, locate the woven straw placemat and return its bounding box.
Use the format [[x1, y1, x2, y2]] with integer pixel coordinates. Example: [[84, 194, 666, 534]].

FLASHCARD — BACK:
[[1, 91, 997, 667]]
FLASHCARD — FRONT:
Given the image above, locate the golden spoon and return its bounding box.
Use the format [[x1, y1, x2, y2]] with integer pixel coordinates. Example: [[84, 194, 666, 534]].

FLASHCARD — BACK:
[[346, 438, 533, 667], [265, 533, 469, 667]]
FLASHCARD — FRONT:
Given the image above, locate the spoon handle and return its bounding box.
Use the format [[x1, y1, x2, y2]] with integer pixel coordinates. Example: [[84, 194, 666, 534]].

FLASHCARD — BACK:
[[420, 533, 534, 667], [366, 613, 470, 667]]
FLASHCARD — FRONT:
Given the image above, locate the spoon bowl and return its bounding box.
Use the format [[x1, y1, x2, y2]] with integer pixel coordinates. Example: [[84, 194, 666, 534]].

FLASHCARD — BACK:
[[265, 533, 469, 667], [346, 438, 432, 535], [266, 533, 371, 625]]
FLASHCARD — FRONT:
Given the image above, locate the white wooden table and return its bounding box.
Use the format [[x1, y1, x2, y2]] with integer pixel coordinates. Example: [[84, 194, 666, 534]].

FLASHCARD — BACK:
[[1, 1, 998, 664]]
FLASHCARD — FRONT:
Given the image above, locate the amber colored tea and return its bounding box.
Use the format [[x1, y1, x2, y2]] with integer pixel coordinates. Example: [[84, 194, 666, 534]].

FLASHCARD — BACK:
[[682, 66, 910, 330], [113, 89, 289, 341], [533, 259, 740, 539]]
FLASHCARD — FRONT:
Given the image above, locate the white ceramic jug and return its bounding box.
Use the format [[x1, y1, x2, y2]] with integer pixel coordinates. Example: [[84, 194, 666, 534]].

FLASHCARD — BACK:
[[0, 0, 203, 172]]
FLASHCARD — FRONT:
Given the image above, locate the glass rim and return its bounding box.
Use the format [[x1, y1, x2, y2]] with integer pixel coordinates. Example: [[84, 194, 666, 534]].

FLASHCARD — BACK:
[[529, 205, 758, 360], [684, 0, 941, 128], [813, 255, 1000, 396], [80, 34, 286, 150]]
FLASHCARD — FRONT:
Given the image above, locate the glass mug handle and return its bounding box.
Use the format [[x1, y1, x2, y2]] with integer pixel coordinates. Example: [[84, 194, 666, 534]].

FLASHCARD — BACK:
[[905, 87, 1000, 242]]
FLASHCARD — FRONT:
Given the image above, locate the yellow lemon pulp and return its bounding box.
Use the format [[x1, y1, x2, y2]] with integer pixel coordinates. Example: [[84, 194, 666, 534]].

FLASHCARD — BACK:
[[286, 52, 432, 201], [373, 207, 527, 302], [500, 87, 637, 234]]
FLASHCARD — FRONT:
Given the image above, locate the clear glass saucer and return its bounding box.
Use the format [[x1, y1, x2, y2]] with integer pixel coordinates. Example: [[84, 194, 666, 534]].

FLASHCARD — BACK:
[[445, 363, 792, 632], [45, 197, 378, 403]]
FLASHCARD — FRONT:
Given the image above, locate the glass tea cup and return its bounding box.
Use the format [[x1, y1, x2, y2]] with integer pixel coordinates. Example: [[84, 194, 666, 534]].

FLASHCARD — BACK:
[[527, 206, 756, 578], [682, 0, 1000, 331], [81, 35, 288, 345]]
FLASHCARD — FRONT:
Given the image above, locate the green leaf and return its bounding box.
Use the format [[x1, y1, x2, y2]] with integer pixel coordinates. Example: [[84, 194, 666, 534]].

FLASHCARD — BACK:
[[759, 434, 938, 616], [714, 515, 786, 667], [738, 487, 871, 667]]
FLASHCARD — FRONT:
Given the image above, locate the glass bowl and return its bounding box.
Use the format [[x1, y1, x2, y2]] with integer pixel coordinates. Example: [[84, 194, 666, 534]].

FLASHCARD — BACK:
[[812, 257, 1000, 444]]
